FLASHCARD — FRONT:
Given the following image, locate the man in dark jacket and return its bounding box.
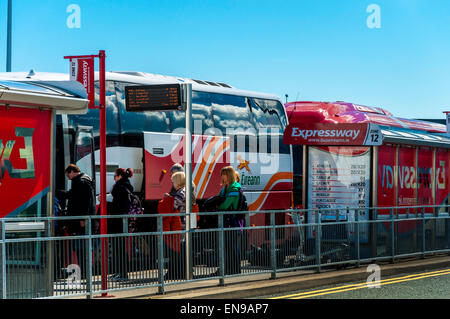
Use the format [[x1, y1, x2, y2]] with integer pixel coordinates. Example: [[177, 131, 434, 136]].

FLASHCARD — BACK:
[[58, 164, 96, 279], [63, 164, 96, 235]]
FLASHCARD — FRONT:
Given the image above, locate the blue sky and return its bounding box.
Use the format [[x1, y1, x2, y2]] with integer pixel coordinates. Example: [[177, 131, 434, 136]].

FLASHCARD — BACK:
[[0, 0, 449, 119]]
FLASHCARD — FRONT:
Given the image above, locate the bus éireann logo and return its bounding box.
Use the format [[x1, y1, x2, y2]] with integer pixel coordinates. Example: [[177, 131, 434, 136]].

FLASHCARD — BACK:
[[237, 155, 252, 174], [0, 127, 35, 185], [237, 156, 261, 186]]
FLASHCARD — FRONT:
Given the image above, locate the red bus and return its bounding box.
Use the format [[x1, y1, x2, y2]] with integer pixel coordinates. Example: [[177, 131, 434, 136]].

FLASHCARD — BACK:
[[284, 101, 450, 258]]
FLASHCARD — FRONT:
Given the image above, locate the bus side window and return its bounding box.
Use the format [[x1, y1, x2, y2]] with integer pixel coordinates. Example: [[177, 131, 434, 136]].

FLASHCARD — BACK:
[[210, 93, 256, 136], [69, 81, 121, 151], [104, 81, 120, 145], [168, 91, 217, 134], [250, 98, 286, 132], [249, 98, 289, 154], [79, 81, 121, 145], [74, 127, 96, 183], [168, 111, 185, 132], [192, 91, 215, 135]]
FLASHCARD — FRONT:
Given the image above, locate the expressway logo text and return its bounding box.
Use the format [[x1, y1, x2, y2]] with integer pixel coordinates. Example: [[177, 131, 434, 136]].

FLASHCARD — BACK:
[[291, 128, 361, 140]]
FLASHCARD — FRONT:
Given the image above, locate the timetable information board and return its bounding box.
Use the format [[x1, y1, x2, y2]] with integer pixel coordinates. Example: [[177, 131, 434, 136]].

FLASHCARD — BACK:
[[125, 84, 183, 111], [307, 146, 371, 242]]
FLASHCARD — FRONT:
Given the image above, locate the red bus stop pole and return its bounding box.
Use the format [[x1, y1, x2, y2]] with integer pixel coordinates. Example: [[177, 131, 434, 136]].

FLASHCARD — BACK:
[[99, 50, 109, 296], [64, 51, 110, 297]]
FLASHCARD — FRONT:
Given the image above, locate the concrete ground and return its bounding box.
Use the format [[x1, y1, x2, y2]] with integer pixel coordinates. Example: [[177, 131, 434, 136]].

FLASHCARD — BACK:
[[83, 254, 450, 299]]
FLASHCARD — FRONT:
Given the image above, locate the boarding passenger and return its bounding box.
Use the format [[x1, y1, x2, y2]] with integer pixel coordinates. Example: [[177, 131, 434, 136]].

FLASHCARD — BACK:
[[109, 168, 134, 282], [169, 171, 188, 279], [218, 167, 241, 224], [61, 164, 96, 235], [217, 166, 242, 275], [164, 163, 197, 204], [58, 164, 96, 278], [158, 172, 187, 280], [234, 171, 247, 227], [168, 163, 184, 196]]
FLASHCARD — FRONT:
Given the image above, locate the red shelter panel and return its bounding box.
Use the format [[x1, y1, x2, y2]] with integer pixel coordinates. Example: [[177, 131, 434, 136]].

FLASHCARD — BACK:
[[397, 146, 417, 215], [435, 149, 449, 207], [377, 144, 397, 216], [0, 106, 51, 218], [417, 147, 434, 213]]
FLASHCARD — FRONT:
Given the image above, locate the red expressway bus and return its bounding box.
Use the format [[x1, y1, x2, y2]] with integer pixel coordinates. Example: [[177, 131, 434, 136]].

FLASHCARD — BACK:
[[284, 101, 450, 258]]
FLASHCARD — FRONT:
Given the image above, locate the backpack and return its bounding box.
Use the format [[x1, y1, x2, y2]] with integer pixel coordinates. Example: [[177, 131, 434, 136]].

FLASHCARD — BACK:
[[126, 189, 143, 233], [54, 198, 65, 236], [237, 190, 248, 211], [235, 189, 248, 225], [80, 174, 96, 216]]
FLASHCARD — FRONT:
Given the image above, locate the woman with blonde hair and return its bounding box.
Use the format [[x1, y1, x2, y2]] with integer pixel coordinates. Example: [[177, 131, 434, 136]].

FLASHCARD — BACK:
[[218, 166, 241, 212], [217, 165, 242, 275], [164, 171, 198, 280], [171, 171, 187, 219]]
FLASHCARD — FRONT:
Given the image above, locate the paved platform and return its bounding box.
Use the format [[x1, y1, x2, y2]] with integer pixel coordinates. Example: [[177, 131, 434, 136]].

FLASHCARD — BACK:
[[87, 254, 450, 299]]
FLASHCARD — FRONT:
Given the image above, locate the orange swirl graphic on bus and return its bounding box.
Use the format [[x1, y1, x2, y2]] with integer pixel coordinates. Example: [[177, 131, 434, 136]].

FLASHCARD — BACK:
[[248, 172, 293, 211], [197, 139, 230, 198], [193, 136, 221, 187]]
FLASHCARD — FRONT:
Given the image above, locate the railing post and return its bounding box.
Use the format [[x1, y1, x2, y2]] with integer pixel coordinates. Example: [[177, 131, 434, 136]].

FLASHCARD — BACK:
[[218, 211, 225, 286], [447, 205, 450, 257], [122, 216, 128, 284], [390, 208, 395, 263], [422, 207, 426, 259], [46, 216, 53, 298], [1, 219, 6, 299], [371, 208, 377, 260], [186, 212, 194, 281], [47, 218, 52, 237], [315, 211, 321, 273], [414, 207, 418, 253], [86, 217, 93, 299], [122, 216, 128, 233], [157, 215, 165, 295], [355, 209, 360, 268], [434, 206, 438, 252], [270, 212, 276, 280]]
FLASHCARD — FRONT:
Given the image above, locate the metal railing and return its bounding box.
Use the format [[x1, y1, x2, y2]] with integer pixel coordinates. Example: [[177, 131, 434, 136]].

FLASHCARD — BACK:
[[0, 204, 449, 298]]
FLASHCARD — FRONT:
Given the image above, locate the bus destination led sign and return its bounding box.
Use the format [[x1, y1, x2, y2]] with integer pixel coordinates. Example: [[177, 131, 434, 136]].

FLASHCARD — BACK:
[[125, 84, 183, 111]]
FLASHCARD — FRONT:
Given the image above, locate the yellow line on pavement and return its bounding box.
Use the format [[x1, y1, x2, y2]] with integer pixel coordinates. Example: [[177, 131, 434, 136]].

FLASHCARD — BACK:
[[270, 268, 450, 299], [290, 270, 450, 299]]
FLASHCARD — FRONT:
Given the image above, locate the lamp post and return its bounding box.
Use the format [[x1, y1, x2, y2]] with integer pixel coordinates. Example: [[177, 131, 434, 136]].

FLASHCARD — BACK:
[[6, 0, 12, 72]]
